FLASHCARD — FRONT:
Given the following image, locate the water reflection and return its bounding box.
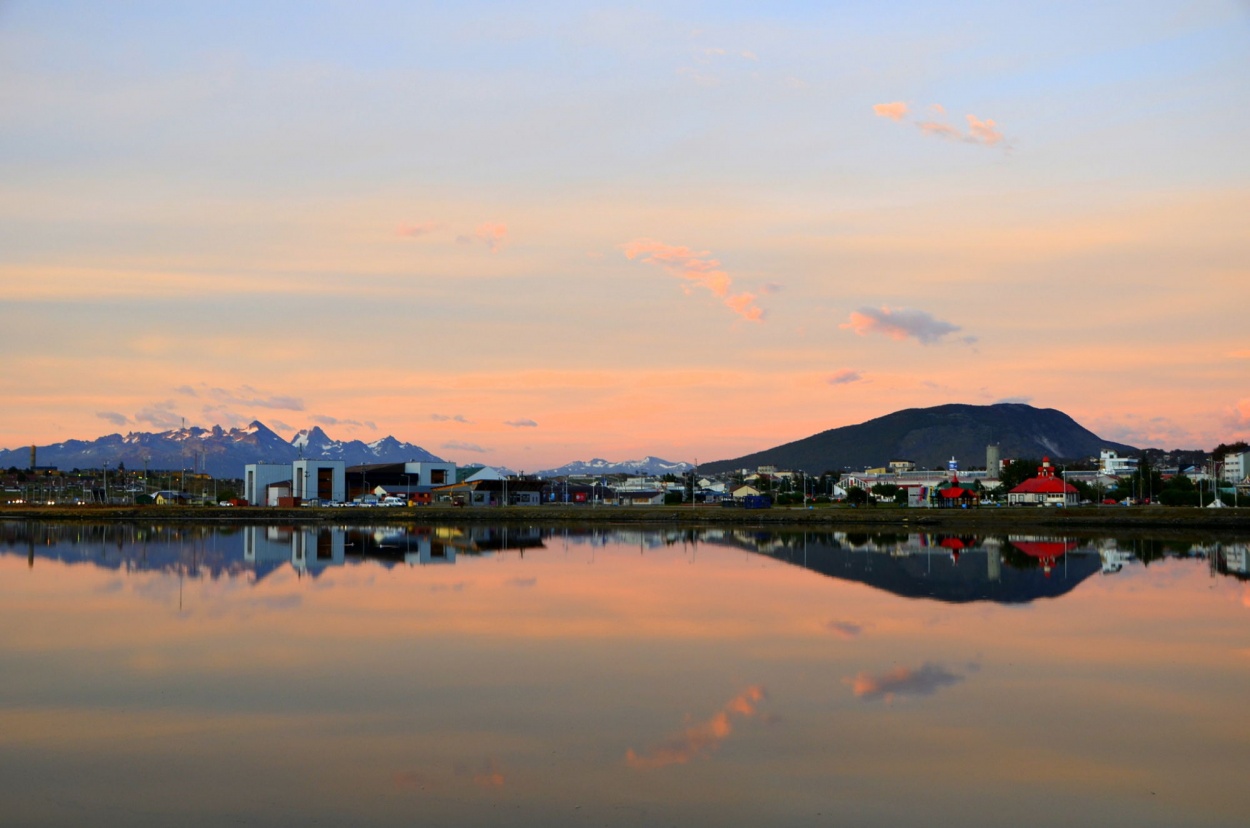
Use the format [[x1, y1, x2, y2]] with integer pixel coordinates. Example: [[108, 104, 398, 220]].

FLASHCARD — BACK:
[[2, 521, 1249, 827], [3, 522, 1246, 603]]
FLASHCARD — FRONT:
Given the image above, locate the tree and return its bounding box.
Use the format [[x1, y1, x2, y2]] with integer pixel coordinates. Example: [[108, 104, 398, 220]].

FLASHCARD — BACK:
[[998, 459, 1040, 492], [1157, 474, 1199, 507], [1123, 458, 1165, 503], [845, 486, 870, 506], [1213, 441, 1249, 461], [871, 482, 905, 505]]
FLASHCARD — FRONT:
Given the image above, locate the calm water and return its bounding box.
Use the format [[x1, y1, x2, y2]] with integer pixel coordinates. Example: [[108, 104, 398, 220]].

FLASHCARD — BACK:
[[2, 522, 1248, 827]]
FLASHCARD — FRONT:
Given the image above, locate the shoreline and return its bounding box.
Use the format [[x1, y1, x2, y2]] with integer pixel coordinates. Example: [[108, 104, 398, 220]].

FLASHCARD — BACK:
[[3, 503, 1248, 534]]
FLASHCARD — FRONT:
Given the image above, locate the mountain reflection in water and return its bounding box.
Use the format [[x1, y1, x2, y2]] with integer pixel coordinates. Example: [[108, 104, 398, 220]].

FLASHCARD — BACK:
[[2, 521, 1249, 828], [2, 522, 1246, 604]]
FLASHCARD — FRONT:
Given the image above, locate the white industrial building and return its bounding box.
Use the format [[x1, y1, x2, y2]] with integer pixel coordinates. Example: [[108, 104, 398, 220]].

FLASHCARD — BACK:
[[1222, 451, 1248, 483], [244, 460, 345, 505]]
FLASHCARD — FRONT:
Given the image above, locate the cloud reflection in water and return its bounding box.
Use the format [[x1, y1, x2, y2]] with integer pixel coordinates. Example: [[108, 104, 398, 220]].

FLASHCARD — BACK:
[[848, 662, 965, 702], [626, 685, 766, 770]]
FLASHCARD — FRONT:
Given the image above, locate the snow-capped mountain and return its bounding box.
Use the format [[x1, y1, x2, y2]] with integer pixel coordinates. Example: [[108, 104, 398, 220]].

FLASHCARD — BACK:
[[535, 456, 693, 478], [2, 422, 443, 478], [289, 428, 442, 467]]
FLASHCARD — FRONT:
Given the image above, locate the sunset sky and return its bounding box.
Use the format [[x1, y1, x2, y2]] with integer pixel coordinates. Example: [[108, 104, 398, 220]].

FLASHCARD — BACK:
[[2, 1, 1247, 469]]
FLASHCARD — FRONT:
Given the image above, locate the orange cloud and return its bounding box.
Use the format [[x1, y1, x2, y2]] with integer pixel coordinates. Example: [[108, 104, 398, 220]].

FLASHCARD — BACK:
[[622, 239, 764, 322], [872, 101, 908, 122], [625, 685, 766, 769]]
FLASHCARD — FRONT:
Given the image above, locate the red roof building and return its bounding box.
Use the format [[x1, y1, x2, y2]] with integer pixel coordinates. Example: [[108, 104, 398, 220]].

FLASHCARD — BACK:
[[1007, 458, 1079, 506], [933, 473, 980, 508]]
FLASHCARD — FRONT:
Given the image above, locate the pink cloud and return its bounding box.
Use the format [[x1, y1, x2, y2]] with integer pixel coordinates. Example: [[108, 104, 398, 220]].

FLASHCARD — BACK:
[[626, 685, 766, 769], [622, 238, 764, 322], [967, 114, 1004, 146], [872, 101, 909, 122], [841, 306, 966, 345], [1228, 399, 1250, 431], [879, 100, 1008, 147], [474, 222, 508, 253]]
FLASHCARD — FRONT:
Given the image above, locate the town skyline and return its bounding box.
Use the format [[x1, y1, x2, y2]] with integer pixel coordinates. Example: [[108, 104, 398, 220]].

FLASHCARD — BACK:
[[2, 2, 1247, 470]]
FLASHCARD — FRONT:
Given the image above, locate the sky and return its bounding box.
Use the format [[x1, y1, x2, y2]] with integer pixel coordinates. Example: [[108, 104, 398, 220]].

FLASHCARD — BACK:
[[1, 0, 1248, 470]]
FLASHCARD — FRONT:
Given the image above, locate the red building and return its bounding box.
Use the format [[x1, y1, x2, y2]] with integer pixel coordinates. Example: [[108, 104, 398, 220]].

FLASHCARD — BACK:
[[1007, 458, 1079, 506], [934, 474, 980, 508]]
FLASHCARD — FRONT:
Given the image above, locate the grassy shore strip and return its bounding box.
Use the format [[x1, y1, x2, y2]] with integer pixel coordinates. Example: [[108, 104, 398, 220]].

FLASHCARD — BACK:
[[3, 504, 1249, 532]]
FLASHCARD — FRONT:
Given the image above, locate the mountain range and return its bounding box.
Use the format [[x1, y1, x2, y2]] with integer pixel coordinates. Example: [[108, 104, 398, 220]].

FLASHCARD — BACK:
[[532, 457, 692, 478], [699, 403, 1138, 474], [1, 422, 694, 480], [1, 422, 443, 479], [4, 403, 1135, 479]]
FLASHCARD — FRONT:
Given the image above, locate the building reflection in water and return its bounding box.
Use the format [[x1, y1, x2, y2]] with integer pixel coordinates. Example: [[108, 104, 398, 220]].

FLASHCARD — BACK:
[[3, 521, 1246, 602]]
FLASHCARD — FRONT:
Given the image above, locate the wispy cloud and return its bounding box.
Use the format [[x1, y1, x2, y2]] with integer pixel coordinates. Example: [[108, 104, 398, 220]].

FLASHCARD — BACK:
[[872, 101, 909, 122], [1226, 400, 1250, 432], [826, 619, 866, 639], [827, 369, 863, 386], [397, 221, 441, 238], [310, 414, 365, 429], [134, 401, 184, 430], [626, 686, 766, 770], [209, 385, 304, 411], [431, 413, 472, 424], [1091, 413, 1196, 448], [878, 101, 1008, 147], [846, 662, 964, 702], [455, 758, 505, 789], [199, 405, 250, 429], [443, 440, 488, 453], [917, 120, 963, 140], [505, 577, 537, 588], [622, 238, 764, 322], [96, 411, 129, 426], [841, 306, 968, 345], [504, 418, 538, 428], [392, 770, 433, 792], [174, 385, 196, 397]]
